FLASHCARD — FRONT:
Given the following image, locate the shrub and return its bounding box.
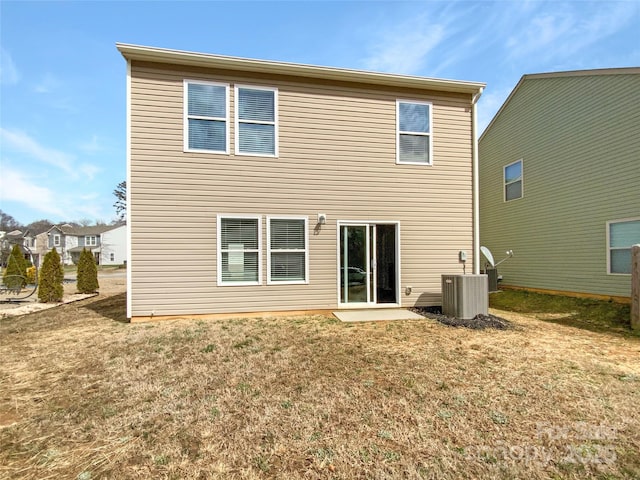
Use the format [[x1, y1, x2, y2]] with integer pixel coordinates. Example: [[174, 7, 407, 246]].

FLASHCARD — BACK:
[[3, 244, 28, 288], [77, 248, 99, 294], [38, 248, 64, 302], [25, 266, 37, 284]]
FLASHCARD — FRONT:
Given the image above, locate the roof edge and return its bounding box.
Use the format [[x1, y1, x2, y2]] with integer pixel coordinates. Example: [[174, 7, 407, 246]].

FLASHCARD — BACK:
[[522, 66, 640, 81], [116, 43, 485, 95], [479, 66, 640, 141]]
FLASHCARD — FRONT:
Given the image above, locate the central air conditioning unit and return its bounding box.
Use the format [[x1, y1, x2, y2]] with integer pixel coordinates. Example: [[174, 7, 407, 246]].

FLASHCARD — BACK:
[[441, 274, 488, 320]]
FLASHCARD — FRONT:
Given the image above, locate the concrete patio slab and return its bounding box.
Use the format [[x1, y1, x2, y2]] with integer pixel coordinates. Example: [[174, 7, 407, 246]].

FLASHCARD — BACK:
[[333, 308, 425, 322]]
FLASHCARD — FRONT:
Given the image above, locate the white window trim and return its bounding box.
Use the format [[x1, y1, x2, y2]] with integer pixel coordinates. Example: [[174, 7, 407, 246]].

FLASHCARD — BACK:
[[184, 79, 230, 154], [53, 234, 61, 247], [504, 159, 524, 202], [396, 99, 433, 166], [606, 217, 640, 275], [85, 235, 97, 247], [234, 85, 279, 158], [266, 216, 309, 285], [216, 214, 262, 286]]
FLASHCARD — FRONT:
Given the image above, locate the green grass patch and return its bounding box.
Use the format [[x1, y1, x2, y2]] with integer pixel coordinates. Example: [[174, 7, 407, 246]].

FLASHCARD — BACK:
[[489, 290, 635, 336]]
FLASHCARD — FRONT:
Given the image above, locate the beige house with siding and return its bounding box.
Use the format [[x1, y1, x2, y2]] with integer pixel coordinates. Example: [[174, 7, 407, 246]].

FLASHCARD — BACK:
[[479, 68, 640, 301], [118, 44, 485, 321]]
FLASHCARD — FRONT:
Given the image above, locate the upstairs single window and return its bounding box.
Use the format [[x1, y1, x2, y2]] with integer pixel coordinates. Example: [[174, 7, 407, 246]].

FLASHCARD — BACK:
[[504, 160, 523, 201], [85, 236, 97, 246], [607, 218, 640, 274], [184, 80, 229, 153], [397, 100, 432, 165], [53, 234, 61, 247], [236, 86, 277, 156]]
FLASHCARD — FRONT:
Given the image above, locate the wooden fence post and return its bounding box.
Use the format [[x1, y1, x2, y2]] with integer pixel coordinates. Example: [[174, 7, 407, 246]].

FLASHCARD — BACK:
[[632, 244, 640, 331]]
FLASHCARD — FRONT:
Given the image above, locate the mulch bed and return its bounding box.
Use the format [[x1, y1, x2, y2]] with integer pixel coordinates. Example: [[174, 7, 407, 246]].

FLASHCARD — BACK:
[[410, 307, 513, 330]]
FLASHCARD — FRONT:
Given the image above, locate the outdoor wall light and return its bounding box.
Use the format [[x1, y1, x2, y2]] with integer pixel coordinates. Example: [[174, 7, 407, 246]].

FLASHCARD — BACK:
[[317, 213, 327, 225]]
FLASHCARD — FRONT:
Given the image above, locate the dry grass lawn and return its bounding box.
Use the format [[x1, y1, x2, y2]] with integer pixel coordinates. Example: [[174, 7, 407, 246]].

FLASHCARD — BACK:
[[1, 292, 639, 479]]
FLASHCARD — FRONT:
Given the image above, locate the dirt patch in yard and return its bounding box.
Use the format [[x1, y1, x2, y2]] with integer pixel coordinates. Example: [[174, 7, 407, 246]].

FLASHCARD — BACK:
[[1, 292, 639, 479]]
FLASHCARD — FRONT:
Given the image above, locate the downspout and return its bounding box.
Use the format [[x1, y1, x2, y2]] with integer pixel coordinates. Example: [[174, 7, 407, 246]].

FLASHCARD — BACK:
[[471, 88, 484, 275], [126, 58, 132, 320]]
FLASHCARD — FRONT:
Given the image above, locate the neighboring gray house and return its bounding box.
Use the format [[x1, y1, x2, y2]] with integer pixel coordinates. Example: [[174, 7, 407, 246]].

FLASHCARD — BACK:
[[45, 224, 126, 265], [479, 68, 640, 300], [99, 224, 126, 265]]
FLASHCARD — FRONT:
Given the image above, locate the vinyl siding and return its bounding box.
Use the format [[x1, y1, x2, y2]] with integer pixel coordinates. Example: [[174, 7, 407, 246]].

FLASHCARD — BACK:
[[129, 61, 476, 317], [479, 71, 640, 298]]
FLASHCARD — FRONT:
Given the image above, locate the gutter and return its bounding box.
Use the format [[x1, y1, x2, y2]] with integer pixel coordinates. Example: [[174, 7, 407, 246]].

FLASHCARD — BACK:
[[117, 43, 485, 96], [471, 88, 484, 275]]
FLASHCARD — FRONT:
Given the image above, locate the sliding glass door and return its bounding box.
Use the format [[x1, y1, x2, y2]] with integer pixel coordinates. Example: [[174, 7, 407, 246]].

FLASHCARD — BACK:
[[339, 223, 397, 305]]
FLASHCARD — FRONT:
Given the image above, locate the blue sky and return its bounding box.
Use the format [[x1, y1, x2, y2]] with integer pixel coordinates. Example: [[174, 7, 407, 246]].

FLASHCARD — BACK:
[[1, 1, 638, 225]]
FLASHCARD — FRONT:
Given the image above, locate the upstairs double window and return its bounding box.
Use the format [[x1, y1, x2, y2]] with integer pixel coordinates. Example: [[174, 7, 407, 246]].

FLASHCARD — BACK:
[[184, 80, 277, 156]]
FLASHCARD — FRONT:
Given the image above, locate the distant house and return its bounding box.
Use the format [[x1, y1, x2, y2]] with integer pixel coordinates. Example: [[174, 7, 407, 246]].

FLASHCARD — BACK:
[[99, 225, 126, 265], [45, 224, 127, 266], [479, 68, 640, 301], [118, 43, 486, 321]]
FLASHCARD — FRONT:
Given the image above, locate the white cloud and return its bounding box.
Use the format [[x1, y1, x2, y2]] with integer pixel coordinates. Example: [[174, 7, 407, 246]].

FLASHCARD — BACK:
[[0, 167, 66, 218], [79, 163, 102, 180], [505, 2, 636, 62], [0, 128, 76, 177], [78, 134, 103, 154], [34, 72, 61, 93], [0, 48, 19, 85], [362, 22, 446, 75]]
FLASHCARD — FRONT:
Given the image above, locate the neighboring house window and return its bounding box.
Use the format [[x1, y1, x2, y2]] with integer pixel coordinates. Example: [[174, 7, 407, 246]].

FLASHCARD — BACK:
[[504, 159, 523, 201], [397, 100, 432, 165], [184, 80, 229, 153], [53, 234, 61, 247], [267, 217, 308, 284], [607, 218, 640, 274], [217, 215, 262, 285], [85, 236, 97, 246], [235, 86, 277, 156], [110, 253, 115, 262]]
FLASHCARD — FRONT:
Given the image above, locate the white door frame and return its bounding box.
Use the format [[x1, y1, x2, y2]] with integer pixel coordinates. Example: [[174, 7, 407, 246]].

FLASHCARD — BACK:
[[336, 220, 401, 309]]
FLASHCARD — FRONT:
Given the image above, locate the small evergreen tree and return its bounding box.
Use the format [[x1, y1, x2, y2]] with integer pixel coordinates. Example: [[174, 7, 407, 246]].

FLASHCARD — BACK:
[[77, 248, 99, 294], [3, 244, 28, 288], [38, 248, 64, 302]]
